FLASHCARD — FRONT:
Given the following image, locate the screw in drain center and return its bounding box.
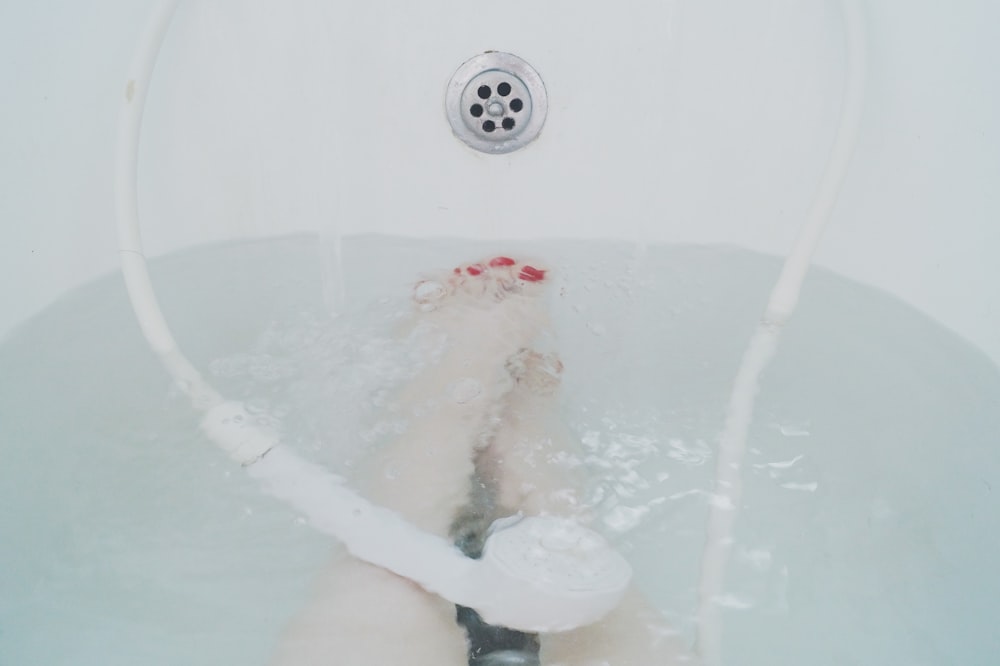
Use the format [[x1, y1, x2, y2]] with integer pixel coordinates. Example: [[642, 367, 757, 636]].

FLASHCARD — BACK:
[[446, 52, 547, 155]]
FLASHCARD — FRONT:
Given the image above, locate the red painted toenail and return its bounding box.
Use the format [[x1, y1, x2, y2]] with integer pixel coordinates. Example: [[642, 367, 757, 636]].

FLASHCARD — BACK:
[[453, 267, 461, 274], [466, 264, 484, 276], [489, 256, 516, 267], [519, 265, 546, 282]]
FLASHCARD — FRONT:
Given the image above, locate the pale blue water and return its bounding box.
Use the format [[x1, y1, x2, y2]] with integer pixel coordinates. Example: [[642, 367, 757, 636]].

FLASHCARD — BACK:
[[1, 235, 997, 665]]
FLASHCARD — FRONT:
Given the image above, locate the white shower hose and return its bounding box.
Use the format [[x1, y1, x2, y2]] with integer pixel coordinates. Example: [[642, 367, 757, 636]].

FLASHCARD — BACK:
[[114, 0, 630, 635], [694, 2, 867, 664], [116, 0, 865, 652]]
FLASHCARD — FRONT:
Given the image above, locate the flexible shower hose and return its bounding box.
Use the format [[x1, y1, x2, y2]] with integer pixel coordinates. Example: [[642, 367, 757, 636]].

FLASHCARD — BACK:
[[693, 2, 867, 664], [114, 0, 866, 654]]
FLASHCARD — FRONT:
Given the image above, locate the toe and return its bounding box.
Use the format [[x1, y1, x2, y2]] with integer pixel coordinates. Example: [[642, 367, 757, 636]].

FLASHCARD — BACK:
[[413, 279, 448, 304], [518, 265, 546, 282]]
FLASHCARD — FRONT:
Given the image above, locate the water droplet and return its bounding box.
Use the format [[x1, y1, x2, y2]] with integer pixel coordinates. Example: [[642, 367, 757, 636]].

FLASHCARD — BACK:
[[602, 504, 649, 532], [587, 321, 607, 336], [752, 455, 804, 470], [738, 547, 773, 571], [779, 481, 818, 492], [774, 422, 811, 437], [712, 594, 754, 610]]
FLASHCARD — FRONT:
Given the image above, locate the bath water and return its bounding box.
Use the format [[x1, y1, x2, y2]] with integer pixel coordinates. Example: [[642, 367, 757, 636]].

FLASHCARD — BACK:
[[1, 235, 997, 665]]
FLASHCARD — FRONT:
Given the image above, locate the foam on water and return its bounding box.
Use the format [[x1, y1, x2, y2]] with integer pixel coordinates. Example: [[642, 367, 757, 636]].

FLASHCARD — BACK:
[[1, 235, 998, 665]]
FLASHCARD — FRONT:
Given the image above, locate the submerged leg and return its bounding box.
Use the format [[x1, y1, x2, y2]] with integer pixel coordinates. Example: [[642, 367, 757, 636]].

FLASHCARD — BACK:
[[482, 350, 700, 666], [270, 257, 552, 665]]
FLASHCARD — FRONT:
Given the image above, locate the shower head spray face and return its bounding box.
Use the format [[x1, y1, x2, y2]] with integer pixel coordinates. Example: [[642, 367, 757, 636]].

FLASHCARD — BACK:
[[470, 515, 632, 632]]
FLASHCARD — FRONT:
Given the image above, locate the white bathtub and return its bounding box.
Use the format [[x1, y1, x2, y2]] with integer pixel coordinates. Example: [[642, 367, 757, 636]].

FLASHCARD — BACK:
[[2, 1, 997, 665]]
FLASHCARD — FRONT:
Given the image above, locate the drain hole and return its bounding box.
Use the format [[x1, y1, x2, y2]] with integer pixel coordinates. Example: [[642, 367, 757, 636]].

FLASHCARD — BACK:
[[482, 120, 496, 133], [502, 118, 515, 131], [477, 85, 492, 99], [509, 98, 524, 113], [497, 82, 512, 96], [470, 104, 484, 118]]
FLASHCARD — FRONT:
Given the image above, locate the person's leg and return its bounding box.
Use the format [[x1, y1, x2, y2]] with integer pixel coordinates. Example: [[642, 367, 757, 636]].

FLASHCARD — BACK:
[[483, 351, 699, 666], [270, 552, 469, 666], [270, 257, 552, 665], [485, 349, 583, 518]]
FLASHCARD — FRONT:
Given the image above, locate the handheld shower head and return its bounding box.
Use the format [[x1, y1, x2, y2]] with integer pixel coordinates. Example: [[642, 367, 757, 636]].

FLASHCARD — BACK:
[[231, 412, 630, 633]]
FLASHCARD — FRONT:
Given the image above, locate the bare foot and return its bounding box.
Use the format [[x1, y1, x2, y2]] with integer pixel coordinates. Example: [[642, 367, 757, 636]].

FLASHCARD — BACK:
[[413, 255, 548, 312]]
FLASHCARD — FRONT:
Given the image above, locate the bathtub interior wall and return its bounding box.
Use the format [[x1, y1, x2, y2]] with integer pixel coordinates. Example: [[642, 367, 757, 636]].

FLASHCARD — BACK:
[[2, 0, 998, 365]]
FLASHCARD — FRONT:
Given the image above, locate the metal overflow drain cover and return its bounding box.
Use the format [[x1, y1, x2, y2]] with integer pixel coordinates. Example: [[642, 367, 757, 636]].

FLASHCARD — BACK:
[[446, 52, 547, 154]]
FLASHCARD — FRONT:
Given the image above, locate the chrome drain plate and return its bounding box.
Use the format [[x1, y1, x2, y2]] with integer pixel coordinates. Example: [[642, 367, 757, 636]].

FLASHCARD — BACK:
[[446, 52, 547, 155]]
